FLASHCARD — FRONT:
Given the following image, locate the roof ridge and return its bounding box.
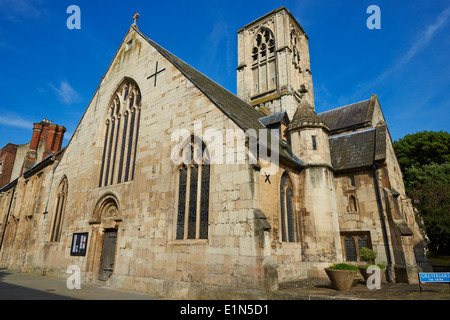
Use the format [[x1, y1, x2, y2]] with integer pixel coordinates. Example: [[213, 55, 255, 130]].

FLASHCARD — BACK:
[[131, 25, 253, 110], [329, 127, 376, 139], [317, 98, 370, 115], [131, 25, 305, 167]]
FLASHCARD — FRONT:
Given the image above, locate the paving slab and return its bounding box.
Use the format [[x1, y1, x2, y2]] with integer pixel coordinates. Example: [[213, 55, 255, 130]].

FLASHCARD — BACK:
[[1, 268, 449, 301], [0, 269, 162, 300]]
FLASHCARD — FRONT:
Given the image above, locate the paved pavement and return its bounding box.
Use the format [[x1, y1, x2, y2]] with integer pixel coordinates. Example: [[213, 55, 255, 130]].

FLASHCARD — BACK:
[[0, 268, 449, 300], [275, 277, 450, 300], [0, 269, 162, 300]]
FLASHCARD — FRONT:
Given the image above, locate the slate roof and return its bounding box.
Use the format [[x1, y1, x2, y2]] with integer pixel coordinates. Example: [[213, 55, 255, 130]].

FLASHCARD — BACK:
[[133, 26, 305, 168], [317, 99, 372, 133], [328, 125, 387, 171], [258, 111, 289, 127], [287, 101, 329, 133]]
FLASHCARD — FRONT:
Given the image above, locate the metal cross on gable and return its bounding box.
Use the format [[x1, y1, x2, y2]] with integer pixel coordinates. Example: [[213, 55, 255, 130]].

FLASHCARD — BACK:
[[147, 61, 166, 87]]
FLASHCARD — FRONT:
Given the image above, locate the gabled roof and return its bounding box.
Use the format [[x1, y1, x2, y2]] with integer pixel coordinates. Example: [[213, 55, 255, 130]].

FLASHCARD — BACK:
[[318, 99, 372, 133], [328, 125, 387, 171], [132, 26, 305, 168]]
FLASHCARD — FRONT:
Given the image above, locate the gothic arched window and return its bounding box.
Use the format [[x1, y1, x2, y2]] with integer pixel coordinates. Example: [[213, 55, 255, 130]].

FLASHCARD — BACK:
[[280, 173, 296, 242], [50, 177, 68, 242], [290, 30, 302, 71], [176, 136, 210, 240], [252, 27, 277, 95], [99, 79, 141, 187]]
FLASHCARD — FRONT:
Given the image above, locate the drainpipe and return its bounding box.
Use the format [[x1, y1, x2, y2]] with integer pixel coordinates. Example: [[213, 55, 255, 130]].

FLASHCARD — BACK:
[[0, 182, 17, 251], [372, 163, 393, 282]]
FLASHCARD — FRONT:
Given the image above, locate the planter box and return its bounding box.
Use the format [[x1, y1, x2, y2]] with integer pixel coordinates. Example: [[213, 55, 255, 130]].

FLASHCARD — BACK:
[[358, 266, 386, 282], [324, 268, 357, 292]]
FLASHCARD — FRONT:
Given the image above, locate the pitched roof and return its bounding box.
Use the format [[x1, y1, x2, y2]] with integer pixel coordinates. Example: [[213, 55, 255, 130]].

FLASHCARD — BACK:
[[328, 125, 387, 171], [287, 101, 329, 133], [258, 111, 289, 127], [133, 26, 305, 168], [318, 99, 372, 133]]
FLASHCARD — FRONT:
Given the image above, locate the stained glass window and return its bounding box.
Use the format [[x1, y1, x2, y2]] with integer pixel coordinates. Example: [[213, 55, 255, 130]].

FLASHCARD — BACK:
[[358, 235, 369, 252], [187, 165, 198, 239], [286, 187, 295, 242], [280, 186, 286, 242], [176, 137, 210, 240], [280, 174, 297, 243], [200, 164, 210, 239], [344, 236, 357, 261], [176, 166, 187, 240], [99, 79, 141, 187]]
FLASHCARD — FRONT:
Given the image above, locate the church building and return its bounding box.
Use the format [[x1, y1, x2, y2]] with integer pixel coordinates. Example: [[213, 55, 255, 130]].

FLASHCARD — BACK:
[[0, 7, 427, 299]]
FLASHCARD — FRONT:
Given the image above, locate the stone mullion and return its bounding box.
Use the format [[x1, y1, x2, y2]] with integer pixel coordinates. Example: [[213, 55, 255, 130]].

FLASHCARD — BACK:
[[99, 121, 110, 187], [104, 118, 115, 186], [118, 111, 130, 184], [126, 106, 138, 182], [131, 107, 141, 181], [110, 115, 121, 185], [124, 109, 135, 182], [108, 117, 119, 186]]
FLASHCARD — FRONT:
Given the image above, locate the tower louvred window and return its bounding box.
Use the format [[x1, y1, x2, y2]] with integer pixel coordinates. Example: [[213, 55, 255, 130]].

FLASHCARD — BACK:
[[251, 27, 277, 94]]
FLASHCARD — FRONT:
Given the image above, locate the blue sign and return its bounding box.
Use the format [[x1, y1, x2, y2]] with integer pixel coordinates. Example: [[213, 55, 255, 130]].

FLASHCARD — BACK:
[[419, 272, 450, 282]]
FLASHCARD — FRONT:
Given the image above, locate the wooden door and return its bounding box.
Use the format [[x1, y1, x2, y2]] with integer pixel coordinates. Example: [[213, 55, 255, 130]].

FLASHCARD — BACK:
[[98, 229, 117, 281]]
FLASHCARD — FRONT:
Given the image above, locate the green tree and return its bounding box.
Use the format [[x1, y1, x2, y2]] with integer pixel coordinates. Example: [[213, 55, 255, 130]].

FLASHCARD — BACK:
[[393, 130, 450, 172], [393, 131, 450, 255], [406, 164, 450, 255]]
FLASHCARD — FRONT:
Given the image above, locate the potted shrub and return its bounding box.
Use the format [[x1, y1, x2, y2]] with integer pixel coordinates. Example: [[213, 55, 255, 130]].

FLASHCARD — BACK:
[[324, 263, 358, 292], [358, 247, 386, 282], [352, 274, 362, 287]]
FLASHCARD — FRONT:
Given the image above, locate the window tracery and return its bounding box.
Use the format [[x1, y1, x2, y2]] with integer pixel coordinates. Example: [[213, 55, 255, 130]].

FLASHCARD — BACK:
[[176, 136, 210, 240], [99, 79, 141, 187], [251, 27, 277, 95]]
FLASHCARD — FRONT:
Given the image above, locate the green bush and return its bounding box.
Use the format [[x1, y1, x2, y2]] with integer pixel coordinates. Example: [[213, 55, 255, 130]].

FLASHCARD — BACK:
[[328, 263, 358, 270], [360, 247, 377, 265]]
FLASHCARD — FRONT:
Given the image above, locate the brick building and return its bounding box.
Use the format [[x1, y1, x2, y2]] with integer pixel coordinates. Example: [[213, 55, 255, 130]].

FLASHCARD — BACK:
[[0, 119, 66, 188]]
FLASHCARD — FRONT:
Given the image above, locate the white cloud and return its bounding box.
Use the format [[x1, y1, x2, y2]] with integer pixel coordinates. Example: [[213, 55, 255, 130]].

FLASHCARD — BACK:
[[376, 6, 450, 83], [0, 0, 45, 21], [0, 114, 33, 129], [337, 6, 450, 105], [50, 80, 82, 104]]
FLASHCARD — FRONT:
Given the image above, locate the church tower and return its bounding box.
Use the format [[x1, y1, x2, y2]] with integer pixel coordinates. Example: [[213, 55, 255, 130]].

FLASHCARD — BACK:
[[236, 7, 314, 120]]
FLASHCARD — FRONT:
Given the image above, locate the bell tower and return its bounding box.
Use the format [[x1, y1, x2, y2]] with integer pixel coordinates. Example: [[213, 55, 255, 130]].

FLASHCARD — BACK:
[[236, 7, 314, 120]]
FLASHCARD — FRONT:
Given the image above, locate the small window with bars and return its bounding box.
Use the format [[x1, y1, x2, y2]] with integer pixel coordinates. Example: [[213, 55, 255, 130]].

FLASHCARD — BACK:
[[341, 232, 371, 262]]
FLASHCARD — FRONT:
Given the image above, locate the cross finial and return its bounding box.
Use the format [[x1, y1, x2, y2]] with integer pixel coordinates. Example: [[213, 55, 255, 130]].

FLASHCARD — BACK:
[[132, 12, 139, 26]]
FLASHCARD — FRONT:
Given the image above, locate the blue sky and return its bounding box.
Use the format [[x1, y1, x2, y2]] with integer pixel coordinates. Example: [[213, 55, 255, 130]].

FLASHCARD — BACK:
[[0, 0, 449, 149]]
